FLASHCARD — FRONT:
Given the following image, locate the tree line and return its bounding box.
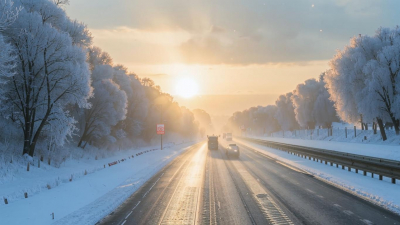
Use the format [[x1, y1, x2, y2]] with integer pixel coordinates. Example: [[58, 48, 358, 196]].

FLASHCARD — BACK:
[[0, 0, 208, 157], [227, 27, 400, 141]]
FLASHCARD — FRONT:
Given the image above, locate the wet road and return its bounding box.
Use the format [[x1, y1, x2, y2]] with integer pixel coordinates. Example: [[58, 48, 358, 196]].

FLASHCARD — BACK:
[[98, 141, 400, 225]]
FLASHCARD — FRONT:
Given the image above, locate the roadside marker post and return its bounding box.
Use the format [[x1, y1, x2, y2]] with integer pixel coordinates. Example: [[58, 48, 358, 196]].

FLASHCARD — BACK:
[[157, 124, 165, 150]]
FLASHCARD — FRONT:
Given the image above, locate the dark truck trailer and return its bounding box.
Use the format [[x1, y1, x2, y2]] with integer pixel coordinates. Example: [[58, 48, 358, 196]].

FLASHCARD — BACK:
[[207, 135, 219, 150]]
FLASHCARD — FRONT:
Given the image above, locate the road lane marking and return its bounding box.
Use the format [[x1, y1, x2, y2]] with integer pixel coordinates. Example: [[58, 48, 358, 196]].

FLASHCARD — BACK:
[[231, 160, 294, 225], [334, 204, 342, 208], [343, 210, 354, 216], [121, 220, 126, 225], [306, 189, 315, 194], [132, 201, 141, 211], [361, 219, 374, 225], [143, 177, 160, 198], [125, 211, 133, 219]]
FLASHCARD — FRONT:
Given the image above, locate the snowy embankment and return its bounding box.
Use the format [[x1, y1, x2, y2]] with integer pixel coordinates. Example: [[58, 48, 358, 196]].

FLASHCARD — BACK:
[[269, 122, 400, 146], [248, 135, 400, 160], [236, 139, 400, 215], [0, 141, 200, 225]]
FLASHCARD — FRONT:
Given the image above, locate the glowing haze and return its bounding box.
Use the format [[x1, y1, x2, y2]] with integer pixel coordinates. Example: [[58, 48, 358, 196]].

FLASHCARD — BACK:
[[66, 0, 400, 116]]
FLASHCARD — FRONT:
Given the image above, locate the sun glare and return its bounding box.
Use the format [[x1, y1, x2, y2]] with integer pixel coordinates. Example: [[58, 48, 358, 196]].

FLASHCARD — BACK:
[[175, 78, 199, 98]]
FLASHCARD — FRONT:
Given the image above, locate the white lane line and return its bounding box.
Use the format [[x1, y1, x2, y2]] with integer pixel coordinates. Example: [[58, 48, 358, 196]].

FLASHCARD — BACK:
[[121, 220, 126, 225], [142, 177, 160, 198], [160, 172, 165, 177], [333, 204, 341, 208], [343, 210, 354, 216], [125, 211, 133, 219], [132, 201, 141, 211], [306, 188, 315, 194], [317, 195, 324, 198], [360, 219, 373, 225]]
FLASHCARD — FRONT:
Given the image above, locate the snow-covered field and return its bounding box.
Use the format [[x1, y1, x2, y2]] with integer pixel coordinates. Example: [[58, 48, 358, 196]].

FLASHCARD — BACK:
[[236, 139, 400, 215], [248, 135, 400, 161], [268, 122, 400, 146], [0, 141, 199, 225]]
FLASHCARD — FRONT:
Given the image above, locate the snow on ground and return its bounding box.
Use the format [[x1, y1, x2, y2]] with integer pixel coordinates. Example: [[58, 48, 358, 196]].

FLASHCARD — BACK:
[[247, 135, 400, 161], [236, 139, 400, 215], [0, 141, 201, 225], [267, 122, 400, 146]]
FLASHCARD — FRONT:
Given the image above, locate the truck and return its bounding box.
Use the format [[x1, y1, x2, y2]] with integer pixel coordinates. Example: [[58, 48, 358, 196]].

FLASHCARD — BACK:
[[226, 133, 232, 141], [207, 135, 219, 150]]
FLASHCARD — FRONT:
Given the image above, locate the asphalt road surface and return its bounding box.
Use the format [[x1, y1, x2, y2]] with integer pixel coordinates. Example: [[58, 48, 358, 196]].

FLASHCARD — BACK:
[[98, 141, 400, 225]]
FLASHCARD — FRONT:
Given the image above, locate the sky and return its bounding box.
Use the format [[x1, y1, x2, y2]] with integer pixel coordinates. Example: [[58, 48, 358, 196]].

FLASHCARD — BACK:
[[66, 0, 400, 116]]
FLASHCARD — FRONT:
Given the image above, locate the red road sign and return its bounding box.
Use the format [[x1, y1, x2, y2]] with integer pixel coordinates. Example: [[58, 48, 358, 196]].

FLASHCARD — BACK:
[[157, 124, 165, 135]]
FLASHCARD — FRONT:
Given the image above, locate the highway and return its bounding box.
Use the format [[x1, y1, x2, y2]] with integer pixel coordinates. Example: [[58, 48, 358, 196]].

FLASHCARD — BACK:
[[98, 141, 400, 225]]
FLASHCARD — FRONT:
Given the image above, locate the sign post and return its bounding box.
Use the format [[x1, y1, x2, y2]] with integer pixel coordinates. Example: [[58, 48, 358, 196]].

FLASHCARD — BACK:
[[157, 124, 165, 150]]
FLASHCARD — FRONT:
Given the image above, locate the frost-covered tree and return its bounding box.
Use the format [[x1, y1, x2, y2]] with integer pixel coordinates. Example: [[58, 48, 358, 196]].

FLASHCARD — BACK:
[[274, 92, 299, 131], [110, 65, 148, 147], [326, 27, 400, 137], [313, 74, 339, 128], [291, 76, 338, 129], [192, 109, 214, 134], [76, 65, 127, 148], [0, 1, 92, 156], [291, 79, 320, 129], [0, 0, 20, 102], [255, 105, 280, 134], [227, 105, 280, 135]]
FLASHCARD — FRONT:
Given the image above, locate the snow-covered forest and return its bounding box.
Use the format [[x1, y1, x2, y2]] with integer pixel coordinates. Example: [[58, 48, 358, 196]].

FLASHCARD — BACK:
[[227, 27, 400, 141], [0, 0, 209, 159]]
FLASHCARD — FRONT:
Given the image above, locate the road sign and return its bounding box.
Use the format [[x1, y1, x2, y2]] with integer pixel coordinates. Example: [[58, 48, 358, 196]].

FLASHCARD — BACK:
[[157, 124, 165, 135]]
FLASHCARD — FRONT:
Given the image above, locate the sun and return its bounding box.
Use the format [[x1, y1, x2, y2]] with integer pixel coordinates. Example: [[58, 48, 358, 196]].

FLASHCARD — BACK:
[[175, 78, 199, 98]]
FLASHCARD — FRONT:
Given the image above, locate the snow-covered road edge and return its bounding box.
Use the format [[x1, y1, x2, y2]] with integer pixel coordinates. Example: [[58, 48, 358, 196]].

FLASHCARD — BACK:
[[236, 139, 400, 215], [0, 141, 202, 225]]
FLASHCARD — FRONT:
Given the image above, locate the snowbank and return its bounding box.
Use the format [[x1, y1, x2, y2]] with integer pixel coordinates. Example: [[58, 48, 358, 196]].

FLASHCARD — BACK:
[[267, 123, 400, 146], [0, 141, 200, 225], [247, 135, 400, 161]]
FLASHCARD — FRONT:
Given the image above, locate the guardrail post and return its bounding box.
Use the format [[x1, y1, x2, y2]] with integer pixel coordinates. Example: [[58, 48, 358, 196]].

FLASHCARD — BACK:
[[392, 178, 396, 184], [345, 127, 347, 138], [330, 162, 333, 166], [371, 173, 374, 178], [379, 175, 382, 180], [355, 169, 358, 173], [325, 161, 327, 165], [336, 164, 338, 168], [363, 171, 367, 176], [348, 167, 351, 171], [354, 126, 357, 137], [342, 165, 345, 170]]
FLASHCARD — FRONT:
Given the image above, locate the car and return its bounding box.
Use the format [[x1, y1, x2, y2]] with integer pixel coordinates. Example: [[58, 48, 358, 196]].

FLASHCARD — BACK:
[[225, 144, 240, 158]]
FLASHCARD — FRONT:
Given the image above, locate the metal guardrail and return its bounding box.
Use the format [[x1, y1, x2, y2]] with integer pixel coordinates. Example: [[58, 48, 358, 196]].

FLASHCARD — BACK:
[[238, 137, 400, 184]]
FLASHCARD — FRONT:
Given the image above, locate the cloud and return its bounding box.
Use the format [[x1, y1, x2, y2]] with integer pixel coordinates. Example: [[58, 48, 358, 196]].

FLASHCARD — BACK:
[[67, 0, 400, 65]]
